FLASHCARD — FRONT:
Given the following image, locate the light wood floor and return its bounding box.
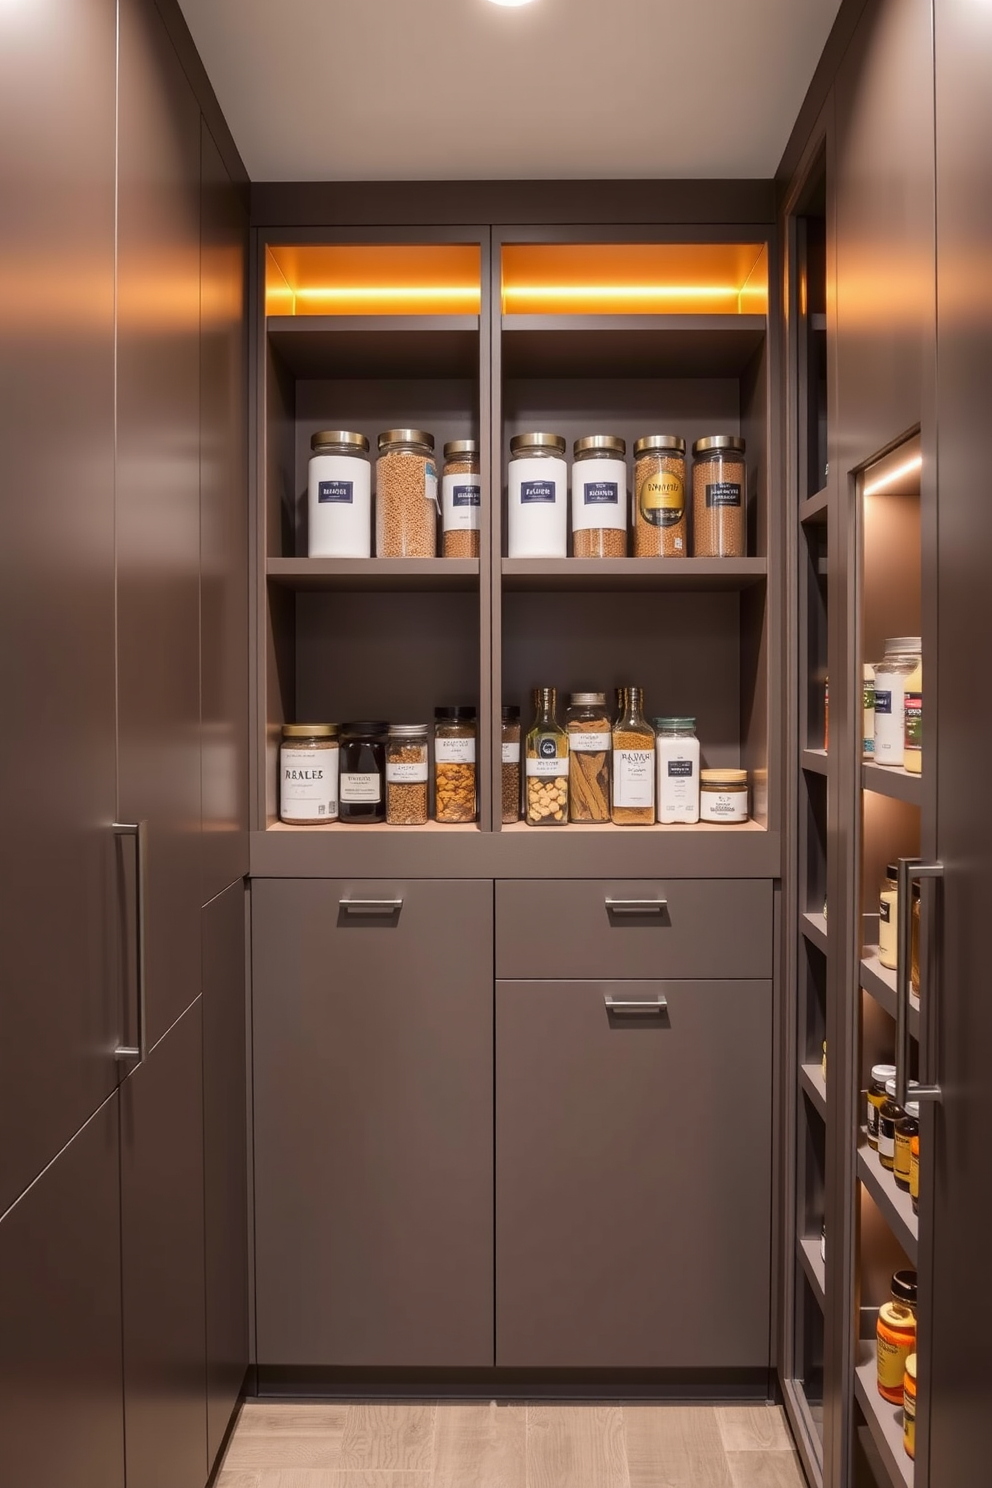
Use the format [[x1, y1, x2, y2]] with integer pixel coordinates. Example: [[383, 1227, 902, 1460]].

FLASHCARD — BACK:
[[217, 1401, 807, 1487]]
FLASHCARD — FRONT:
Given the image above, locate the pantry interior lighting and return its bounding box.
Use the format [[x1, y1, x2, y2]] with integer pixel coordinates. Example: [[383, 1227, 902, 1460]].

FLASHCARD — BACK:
[[501, 242, 769, 316], [265, 243, 482, 316], [863, 452, 923, 497]]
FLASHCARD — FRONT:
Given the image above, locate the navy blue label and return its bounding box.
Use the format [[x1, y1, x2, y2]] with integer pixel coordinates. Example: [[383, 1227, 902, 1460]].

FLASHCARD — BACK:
[[520, 479, 556, 504], [318, 480, 353, 504], [874, 689, 892, 715], [583, 480, 619, 506], [668, 760, 693, 777], [539, 737, 558, 758], [705, 481, 742, 509], [452, 483, 481, 507]]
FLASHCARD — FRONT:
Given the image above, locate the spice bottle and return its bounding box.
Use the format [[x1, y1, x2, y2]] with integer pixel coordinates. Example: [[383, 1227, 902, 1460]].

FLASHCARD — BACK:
[[526, 687, 569, 825], [633, 435, 687, 557], [279, 724, 339, 824], [866, 1063, 897, 1149], [308, 431, 371, 558], [442, 439, 481, 558], [692, 436, 747, 557], [611, 687, 655, 825], [699, 769, 749, 823], [507, 433, 568, 558], [501, 705, 521, 824], [904, 654, 922, 774], [376, 429, 438, 558], [877, 1300, 916, 1404], [655, 718, 700, 824], [434, 707, 477, 823], [904, 1354, 917, 1460], [873, 637, 921, 767], [571, 435, 627, 557], [879, 864, 898, 970], [385, 724, 429, 826], [338, 722, 388, 823], [566, 692, 611, 823], [864, 664, 876, 760], [895, 1099, 920, 1191]]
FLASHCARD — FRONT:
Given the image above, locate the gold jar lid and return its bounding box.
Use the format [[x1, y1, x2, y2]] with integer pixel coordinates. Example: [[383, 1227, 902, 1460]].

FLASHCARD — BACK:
[[573, 434, 626, 458], [634, 434, 685, 456], [700, 768, 748, 785], [282, 723, 338, 738], [510, 432, 566, 456], [693, 435, 746, 455], [443, 439, 479, 459], [310, 430, 368, 453], [378, 428, 434, 453]]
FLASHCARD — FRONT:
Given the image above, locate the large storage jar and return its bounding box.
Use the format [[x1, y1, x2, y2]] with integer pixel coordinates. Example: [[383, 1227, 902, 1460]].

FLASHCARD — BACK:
[[307, 431, 371, 558], [376, 429, 438, 557], [633, 435, 687, 556], [571, 436, 627, 557], [442, 439, 481, 558], [692, 436, 747, 557], [507, 433, 567, 558]]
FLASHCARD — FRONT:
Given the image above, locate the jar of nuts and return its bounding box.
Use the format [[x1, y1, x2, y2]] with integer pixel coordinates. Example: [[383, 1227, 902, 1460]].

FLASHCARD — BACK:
[[386, 724, 429, 826], [571, 435, 627, 557], [692, 435, 747, 557], [376, 429, 438, 558], [442, 439, 481, 558], [633, 435, 687, 556], [501, 705, 521, 824], [434, 706, 477, 823], [526, 687, 569, 826]]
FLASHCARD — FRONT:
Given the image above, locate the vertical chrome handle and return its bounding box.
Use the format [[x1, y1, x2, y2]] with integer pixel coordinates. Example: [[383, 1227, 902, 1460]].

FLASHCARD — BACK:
[[896, 857, 943, 1105], [114, 821, 148, 1063]]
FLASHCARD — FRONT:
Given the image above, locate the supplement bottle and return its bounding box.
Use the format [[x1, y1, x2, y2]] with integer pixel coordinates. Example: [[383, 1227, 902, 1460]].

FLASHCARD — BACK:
[[571, 436, 627, 557], [866, 1063, 897, 1149], [895, 1099, 920, 1191], [877, 1301, 916, 1404], [878, 864, 899, 970], [864, 663, 876, 759], [873, 638, 921, 767], [654, 718, 700, 824], [308, 431, 371, 558], [903, 654, 922, 773], [904, 1355, 917, 1460], [507, 433, 567, 558]]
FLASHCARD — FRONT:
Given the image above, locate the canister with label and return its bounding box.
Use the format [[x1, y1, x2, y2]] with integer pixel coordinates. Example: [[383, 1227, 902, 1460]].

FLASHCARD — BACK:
[[699, 769, 749, 823], [385, 724, 429, 826], [338, 722, 387, 823], [873, 637, 921, 767], [571, 435, 627, 557], [692, 436, 747, 557], [612, 686, 655, 825], [566, 692, 611, 822], [633, 435, 687, 556], [307, 431, 371, 557], [279, 724, 339, 824], [654, 718, 700, 824], [376, 429, 438, 558], [434, 707, 477, 823], [507, 433, 567, 558], [442, 439, 481, 558]]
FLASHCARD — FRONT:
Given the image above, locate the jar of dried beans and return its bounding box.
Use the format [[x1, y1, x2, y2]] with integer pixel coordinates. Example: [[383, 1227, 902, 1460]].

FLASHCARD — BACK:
[[308, 431, 372, 558], [442, 440, 481, 558], [386, 724, 429, 826], [571, 436, 627, 558], [633, 435, 687, 557], [338, 722, 387, 823], [526, 687, 568, 825], [566, 692, 610, 822], [507, 433, 567, 558], [279, 724, 339, 824], [434, 707, 477, 823], [501, 705, 521, 824], [376, 429, 438, 558], [692, 436, 747, 557]]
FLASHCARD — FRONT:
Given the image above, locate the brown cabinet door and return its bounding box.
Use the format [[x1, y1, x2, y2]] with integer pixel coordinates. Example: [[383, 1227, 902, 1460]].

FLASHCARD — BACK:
[[496, 979, 772, 1368], [0, 1095, 124, 1488], [252, 878, 494, 1367], [121, 1001, 207, 1488]]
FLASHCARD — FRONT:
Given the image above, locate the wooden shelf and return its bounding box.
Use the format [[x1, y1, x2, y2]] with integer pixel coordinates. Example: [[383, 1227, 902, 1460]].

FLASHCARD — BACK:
[[266, 558, 479, 592], [800, 487, 829, 525], [862, 762, 921, 806], [801, 912, 829, 955], [800, 1061, 828, 1120], [857, 1135, 918, 1263], [860, 948, 920, 1040], [500, 314, 766, 379], [266, 314, 479, 379], [500, 557, 767, 593], [798, 1234, 826, 1309], [802, 748, 828, 775], [855, 1346, 913, 1488]]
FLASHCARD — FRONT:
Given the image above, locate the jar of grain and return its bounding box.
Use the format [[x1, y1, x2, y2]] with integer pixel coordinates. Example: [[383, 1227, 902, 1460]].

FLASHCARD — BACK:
[[633, 435, 687, 557], [308, 431, 371, 558], [434, 707, 477, 823], [571, 436, 627, 558], [873, 637, 921, 767], [692, 436, 747, 557], [611, 686, 655, 825], [376, 429, 438, 558], [699, 768, 749, 823], [279, 724, 339, 824], [442, 439, 481, 558], [526, 687, 568, 825], [338, 721, 387, 823], [386, 724, 429, 826], [507, 433, 567, 558], [501, 705, 521, 824], [654, 717, 700, 824], [566, 692, 611, 822]]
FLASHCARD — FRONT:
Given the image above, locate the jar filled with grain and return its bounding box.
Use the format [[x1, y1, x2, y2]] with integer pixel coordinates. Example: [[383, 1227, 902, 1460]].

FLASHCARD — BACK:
[[308, 431, 371, 558], [612, 687, 655, 825], [566, 692, 611, 822], [442, 439, 481, 558], [279, 724, 339, 824], [434, 707, 477, 823], [571, 436, 627, 557], [526, 687, 569, 825], [501, 705, 521, 824], [385, 724, 429, 826], [692, 436, 747, 557], [633, 435, 687, 557], [376, 429, 438, 557], [507, 433, 568, 558], [338, 721, 388, 823]]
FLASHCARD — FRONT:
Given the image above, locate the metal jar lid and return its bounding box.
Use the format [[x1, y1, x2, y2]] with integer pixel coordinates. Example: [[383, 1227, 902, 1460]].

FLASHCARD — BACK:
[[653, 717, 696, 730], [501, 705, 521, 722], [435, 705, 477, 721], [634, 434, 686, 457], [700, 768, 748, 785], [692, 435, 746, 456], [891, 1269, 918, 1306], [883, 636, 922, 655], [310, 430, 369, 453], [388, 723, 428, 738], [340, 720, 389, 739], [378, 428, 435, 453], [443, 439, 479, 459], [569, 692, 607, 706], [282, 723, 338, 738], [510, 432, 566, 456], [573, 435, 626, 458]]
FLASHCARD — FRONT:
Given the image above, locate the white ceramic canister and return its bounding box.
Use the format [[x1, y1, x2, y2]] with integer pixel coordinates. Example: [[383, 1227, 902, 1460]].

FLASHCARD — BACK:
[[507, 433, 568, 558], [307, 430, 371, 558], [654, 717, 701, 824], [873, 637, 921, 767]]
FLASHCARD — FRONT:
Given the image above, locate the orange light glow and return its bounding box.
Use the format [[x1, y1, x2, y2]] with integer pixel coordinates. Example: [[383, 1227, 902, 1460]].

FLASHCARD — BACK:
[[863, 453, 923, 497], [266, 244, 482, 316], [501, 242, 768, 316]]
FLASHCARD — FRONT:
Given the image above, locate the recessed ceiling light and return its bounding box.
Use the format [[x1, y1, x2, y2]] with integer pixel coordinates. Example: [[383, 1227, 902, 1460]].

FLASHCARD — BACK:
[[486, 0, 538, 7]]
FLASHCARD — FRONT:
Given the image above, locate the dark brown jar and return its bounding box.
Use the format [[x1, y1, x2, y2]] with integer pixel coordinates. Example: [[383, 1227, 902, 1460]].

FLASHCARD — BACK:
[[338, 722, 387, 823]]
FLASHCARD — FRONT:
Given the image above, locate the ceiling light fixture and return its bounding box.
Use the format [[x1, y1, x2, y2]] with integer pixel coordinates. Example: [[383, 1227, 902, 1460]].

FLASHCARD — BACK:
[[486, 0, 538, 7]]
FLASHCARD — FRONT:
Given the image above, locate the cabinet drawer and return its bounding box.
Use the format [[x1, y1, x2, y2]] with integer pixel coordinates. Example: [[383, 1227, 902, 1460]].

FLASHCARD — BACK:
[[496, 878, 772, 980]]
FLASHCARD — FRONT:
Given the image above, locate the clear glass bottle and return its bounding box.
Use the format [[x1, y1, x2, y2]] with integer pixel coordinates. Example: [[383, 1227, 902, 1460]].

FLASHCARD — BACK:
[[566, 692, 611, 822], [873, 637, 921, 767], [501, 705, 521, 824], [571, 435, 627, 558], [441, 439, 481, 558], [385, 724, 429, 826], [611, 686, 655, 825], [526, 687, 569, 825], [376, 429, 438, 558], [434, 707, 477, 823], [654, 717, 700, 824], [691, 436, 747, 557], [878, 863, 898, 970]]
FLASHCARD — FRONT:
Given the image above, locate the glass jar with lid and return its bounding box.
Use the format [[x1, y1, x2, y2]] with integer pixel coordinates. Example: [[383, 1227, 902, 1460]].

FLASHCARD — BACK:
[[308, 431, 371, 558], [566, 692, 611, 822], [434, 707, 477, 823], [878, 863, 899, 969], [654, 718, 700, 824], [873, 637, 921, 766], [279, 724, 339, 824], [501, 705, 521, 824], [376, 429, 438, 558], [571, 436, 627, 558], [385, 724, 429, 826], [526, 687, 569, 825], [633, 435, 687, 557], [507, 433, 567, 558], [442, 439, 481, 558], [692, 436, 747, 557], [866, 1063, 897, 1149], [338, 722, 387, 823], [878, 1081, 903, 1170], [699, 768, 749, 823], [895, 1099, 920, 1191]]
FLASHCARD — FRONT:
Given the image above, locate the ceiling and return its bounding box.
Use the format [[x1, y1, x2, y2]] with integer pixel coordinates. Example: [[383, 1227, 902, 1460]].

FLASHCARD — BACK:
[[177, 0, 842, 183]]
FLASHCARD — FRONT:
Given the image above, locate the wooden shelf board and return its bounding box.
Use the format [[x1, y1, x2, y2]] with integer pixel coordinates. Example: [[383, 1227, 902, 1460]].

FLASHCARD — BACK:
[[500, 313, 766, 378], [800, 487, 829, 525], [500, 557, 767, 593], [854, 1346, 914, 1488], [801, 912, 829, 955], [267, 314, 479, 378], [498, 818, 768, 834], [800, 1061, 828, 1120], [265, 819, 480, 834], [860, 949, 920, 1039], [862, 762, 922, 806], [857, 1135, 918, 1263], [266, 558, 479, 593], [802, 748, 829, 775]]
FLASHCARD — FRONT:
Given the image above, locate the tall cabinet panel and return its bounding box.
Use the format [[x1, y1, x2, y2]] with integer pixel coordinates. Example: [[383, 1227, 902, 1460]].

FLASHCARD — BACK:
[[117, 0, 203, 1044], [0, 0, 119, 1215]]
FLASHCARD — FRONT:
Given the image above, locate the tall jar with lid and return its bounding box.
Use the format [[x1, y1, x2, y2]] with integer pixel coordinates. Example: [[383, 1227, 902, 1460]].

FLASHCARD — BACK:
[[612, 686, 655, 825], [571, 436, 627, 557], [507, 433, 567, 558], [873, 637, 921, 766], [434, 707, 477, 823], [654, 718, 700, 823], [526, 687, 569, 825], [501, 706, 521, 824], [376, 429, 438, 557], [338, 722, 387, 823], [442, 439, 481, 558], [692, 436, 747, 557], [566, 692, 611, 822], [308, 432, 371, 557], [633, 436, 687, 556], [386, 724, 429, 826], [279, 724, 339, 824]]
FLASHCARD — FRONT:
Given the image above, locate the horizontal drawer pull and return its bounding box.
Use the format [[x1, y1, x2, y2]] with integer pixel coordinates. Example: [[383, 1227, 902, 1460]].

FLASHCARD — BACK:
[[338, 898, 403, 915], [604, 995, 668, 1013], [604, 898, 668, 914]]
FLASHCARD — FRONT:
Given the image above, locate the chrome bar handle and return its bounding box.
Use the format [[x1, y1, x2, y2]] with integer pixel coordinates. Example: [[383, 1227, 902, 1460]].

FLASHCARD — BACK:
[[339, 898, 403, 915], [114, 821, 148, 1064], [604, 898, 668, 915], [604, 995, 668, 1013], [896, 857, 943, 1105]]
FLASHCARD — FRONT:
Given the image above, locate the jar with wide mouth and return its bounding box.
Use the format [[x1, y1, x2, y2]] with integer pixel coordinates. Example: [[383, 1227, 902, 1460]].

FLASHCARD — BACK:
[[566, 692, 611, 822], [873, 637, 921, 767], [376, 429, 438, 558], [699, 768, 749, 823], [692, 436, 747, 557], [633, 435, 687, 557], [571, 436, 627, 558], [338, 721, 388, 823], [279, 724, 339, 824], [385, 724, 429, 826], [434, 707, 477, 823], [442, 439, 481, 558], [654, 717, 700, 824], [507, 433, 567, 558], [307, 430, 371, 558], [501, 705, 521, 824]]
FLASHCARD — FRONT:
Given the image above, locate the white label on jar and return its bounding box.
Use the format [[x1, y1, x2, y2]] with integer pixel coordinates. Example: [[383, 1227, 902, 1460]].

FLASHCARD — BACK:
[[571, 458, 627, 532], [442, 474, 481, 531], [873, 681, 906, 763], [700, 788, 748, 823], [280, 746, 339, 821], [613, 749, 654, 809], [569, 731, 610, 752], [878, 1126, 896, 1161], [386, 760, 428, 783], [656, 738, 700, 824], [867, 1101, 879, 1140], [425, 460, 439, 512], [339, 772, 381, 803], [508, 455, 568, 558], [308, 453, 372, 559], [435, 735, 476, 763], [502, 741, 521, 764], [527, 755, 565, 778]]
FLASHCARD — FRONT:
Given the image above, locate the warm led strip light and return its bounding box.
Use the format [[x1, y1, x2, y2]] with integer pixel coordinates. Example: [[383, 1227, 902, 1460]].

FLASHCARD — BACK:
[[293, 286, 480, 303], [863, 453, 923, 496]]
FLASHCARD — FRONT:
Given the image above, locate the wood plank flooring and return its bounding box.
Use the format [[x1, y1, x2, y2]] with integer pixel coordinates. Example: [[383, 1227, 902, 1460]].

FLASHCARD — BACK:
[[218, 1402, 807, 1488]]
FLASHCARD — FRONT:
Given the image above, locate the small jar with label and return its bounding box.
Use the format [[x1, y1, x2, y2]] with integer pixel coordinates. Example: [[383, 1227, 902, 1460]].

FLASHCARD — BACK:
[[526, 687, 569, 826], [507, 433, 568, 558], [633, 435, 687, 557], [612, 686, 655, 825], [308, 431, 371, 558], [904, 1354, 917, 1460], [699, 769, 749, 823], [904, 654, 922, 773], [501, 706, 521, 824], [566, 692, 611, 822], [654, 718, 700, 824], [434, 707, 477, 823], [571, 435, 627, 557], [279, 724, 340, 824], [878, 1081, 904, 1170], [442, 439, 481, 558], [864, 663, 876, 759], [866, 1063, 897, 1149], [877, 1300, 916, 1404], [873, 638, 921, 767], [895, 1099, 920, 1191], [338, 722, 387, 823], [692, 436, 747, 557], [879, 864, 899, 970], [376, 429, 438, 558], [385, 724, 429, 826]]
